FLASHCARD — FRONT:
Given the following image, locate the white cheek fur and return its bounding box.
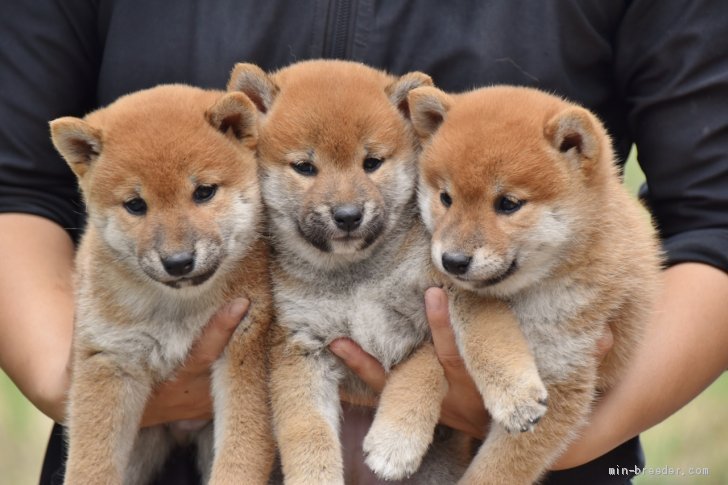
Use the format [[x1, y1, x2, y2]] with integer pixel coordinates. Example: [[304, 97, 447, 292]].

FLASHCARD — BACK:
[[430, 240, 444, 273], [416, 180, 437, 233]]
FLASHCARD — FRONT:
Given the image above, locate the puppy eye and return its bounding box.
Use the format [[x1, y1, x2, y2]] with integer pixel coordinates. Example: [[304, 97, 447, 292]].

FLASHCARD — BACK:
[[193, 184, 218, 203], [363, 157, 384, 173], [495, 195, 524, 214], [123, 197, 147, 216], [440, 192, 452, 208], [291, 161, 318, 176]]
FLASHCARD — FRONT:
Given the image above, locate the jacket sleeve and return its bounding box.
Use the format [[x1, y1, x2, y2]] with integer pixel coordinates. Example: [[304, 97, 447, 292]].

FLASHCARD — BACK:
[[0, 0, 100, 242], [616, 0, 728, 272]]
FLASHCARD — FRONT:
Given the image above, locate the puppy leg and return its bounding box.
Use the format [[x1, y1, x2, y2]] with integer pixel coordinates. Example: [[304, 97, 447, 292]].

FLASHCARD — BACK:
[[270, 330, 344, 485], [407, 426, 472, 485], [64, 349, 152, 485], [363, 343, 448, 480], [196, 423, 214, 484], [450, 294, 548, 435], [459, 375, 595, 485], [209, 306, 274, 485], [124, 426, 173, 485]]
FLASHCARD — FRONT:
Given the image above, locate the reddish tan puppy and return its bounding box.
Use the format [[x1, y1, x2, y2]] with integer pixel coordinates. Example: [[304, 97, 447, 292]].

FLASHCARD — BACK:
[[51, 85, 274, 485], [405, 85, 662, 484], [228, 60, 470, 484]]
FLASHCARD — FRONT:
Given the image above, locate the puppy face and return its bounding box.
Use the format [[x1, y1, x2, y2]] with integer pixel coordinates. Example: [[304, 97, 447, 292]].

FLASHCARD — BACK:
[[228, 60, 431, 267], [51, 85, 261, 289], [409, 86, 610, 297]]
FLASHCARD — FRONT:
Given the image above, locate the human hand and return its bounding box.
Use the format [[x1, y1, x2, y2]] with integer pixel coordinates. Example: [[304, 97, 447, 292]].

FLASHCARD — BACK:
[[330, 287, 488, 438], [139, 298, 249, 428], [330, 287, 614, 440]]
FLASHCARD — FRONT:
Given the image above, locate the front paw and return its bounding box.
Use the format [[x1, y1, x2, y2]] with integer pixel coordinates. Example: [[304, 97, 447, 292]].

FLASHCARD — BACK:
[[363, 419, 431, 480], [487, 377, 548, 434]]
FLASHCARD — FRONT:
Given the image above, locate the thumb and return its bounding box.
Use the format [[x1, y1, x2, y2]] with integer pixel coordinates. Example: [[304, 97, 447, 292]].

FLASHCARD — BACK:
[[595, 324, 615, 362], [426, 287, 465, 370], [329, 338, 387, 394], [182, 298, 250, 373]]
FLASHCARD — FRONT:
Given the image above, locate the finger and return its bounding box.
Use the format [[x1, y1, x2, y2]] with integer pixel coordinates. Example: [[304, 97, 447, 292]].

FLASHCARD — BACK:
[[595, 324, 614, 362], [329, 337, 387, 394], [142, 381, 214, 427], [425, 287, 465, 370], [182, 298, 249, 373]]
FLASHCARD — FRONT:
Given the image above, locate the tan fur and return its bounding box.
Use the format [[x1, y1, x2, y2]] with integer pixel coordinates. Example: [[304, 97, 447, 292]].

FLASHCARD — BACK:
[[407, 85, 662, 484], [51, 85, 274, 485], [228, 60, 470, 484], [361, 343, 449, 477], [268, 324, 344, 484]]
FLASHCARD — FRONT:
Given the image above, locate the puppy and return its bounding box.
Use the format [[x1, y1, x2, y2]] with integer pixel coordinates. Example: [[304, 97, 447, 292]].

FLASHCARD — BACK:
[[227, 60, 469, 484], [50, 85, 274, 485], [401, 85, 663, 484]]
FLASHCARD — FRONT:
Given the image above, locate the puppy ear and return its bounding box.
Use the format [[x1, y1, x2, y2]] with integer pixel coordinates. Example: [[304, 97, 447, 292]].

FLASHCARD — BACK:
[[386, 71, 433, 120], [49, 117, 102, 179], [544, 107, 602, 174], [406, 86, 452, 139], [227, 63, 278, 114], [206, 92, 258, 148]]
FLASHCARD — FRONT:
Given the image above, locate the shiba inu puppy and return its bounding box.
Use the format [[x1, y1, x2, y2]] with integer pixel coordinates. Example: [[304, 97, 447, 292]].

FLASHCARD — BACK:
[[50, 85, 274, 485], [227, 60, 469, 484], [402, 85, 663, 484]]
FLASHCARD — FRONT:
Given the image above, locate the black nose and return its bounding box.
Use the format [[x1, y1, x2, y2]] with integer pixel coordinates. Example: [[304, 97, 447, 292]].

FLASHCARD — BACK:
[[161, 252, 195, 277], [333, 204, 363, 231], [442, 252, 472, 276]]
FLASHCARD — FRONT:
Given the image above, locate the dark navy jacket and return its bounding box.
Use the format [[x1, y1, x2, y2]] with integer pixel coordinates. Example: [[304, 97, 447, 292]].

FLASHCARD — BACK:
[[1, 1, 726, 484]]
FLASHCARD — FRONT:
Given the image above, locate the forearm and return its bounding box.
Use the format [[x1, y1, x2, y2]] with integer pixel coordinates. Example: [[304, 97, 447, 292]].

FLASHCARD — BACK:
[[0, 213, 75, 423], [554, 262, 728, 469]]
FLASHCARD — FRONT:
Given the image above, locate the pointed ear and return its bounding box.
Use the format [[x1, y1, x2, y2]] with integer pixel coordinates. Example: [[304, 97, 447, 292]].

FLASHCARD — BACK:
[[49, 117, 102, 179], [406, 86, 452, 139], [227, 63, 278, 114], [206, 92, 258, 148], [544, 107, 602, 173], [385, 71, 433, 120]]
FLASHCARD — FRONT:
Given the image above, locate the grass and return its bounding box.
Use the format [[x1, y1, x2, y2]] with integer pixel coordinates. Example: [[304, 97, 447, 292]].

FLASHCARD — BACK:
[[635, 374, 728, 484], [0, 370, 53, 484], [1, 149, 724, 483]]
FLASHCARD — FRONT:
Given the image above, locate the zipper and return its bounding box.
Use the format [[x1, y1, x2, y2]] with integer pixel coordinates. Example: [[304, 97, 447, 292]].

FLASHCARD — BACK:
[[324, 0, 357, 59]]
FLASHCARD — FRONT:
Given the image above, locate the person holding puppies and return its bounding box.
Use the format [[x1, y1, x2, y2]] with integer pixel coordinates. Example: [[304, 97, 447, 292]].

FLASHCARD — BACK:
[[1, 1, 727, 484]]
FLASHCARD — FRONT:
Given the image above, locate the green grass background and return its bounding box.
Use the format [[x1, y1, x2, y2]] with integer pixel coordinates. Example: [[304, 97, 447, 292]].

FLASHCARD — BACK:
[[0, 371, 53, 484], [1, 151, 725, 483]]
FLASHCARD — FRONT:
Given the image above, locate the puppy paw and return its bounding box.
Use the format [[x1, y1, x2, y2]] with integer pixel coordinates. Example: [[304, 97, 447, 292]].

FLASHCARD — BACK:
[[362, 420, 431, 480], [487, 377, 548, 434]]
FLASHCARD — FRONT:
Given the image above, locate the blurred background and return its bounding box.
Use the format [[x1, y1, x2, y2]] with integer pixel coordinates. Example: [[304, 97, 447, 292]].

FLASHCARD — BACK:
[[1, 370, 53, 484], [1, 152, 725, 484]]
